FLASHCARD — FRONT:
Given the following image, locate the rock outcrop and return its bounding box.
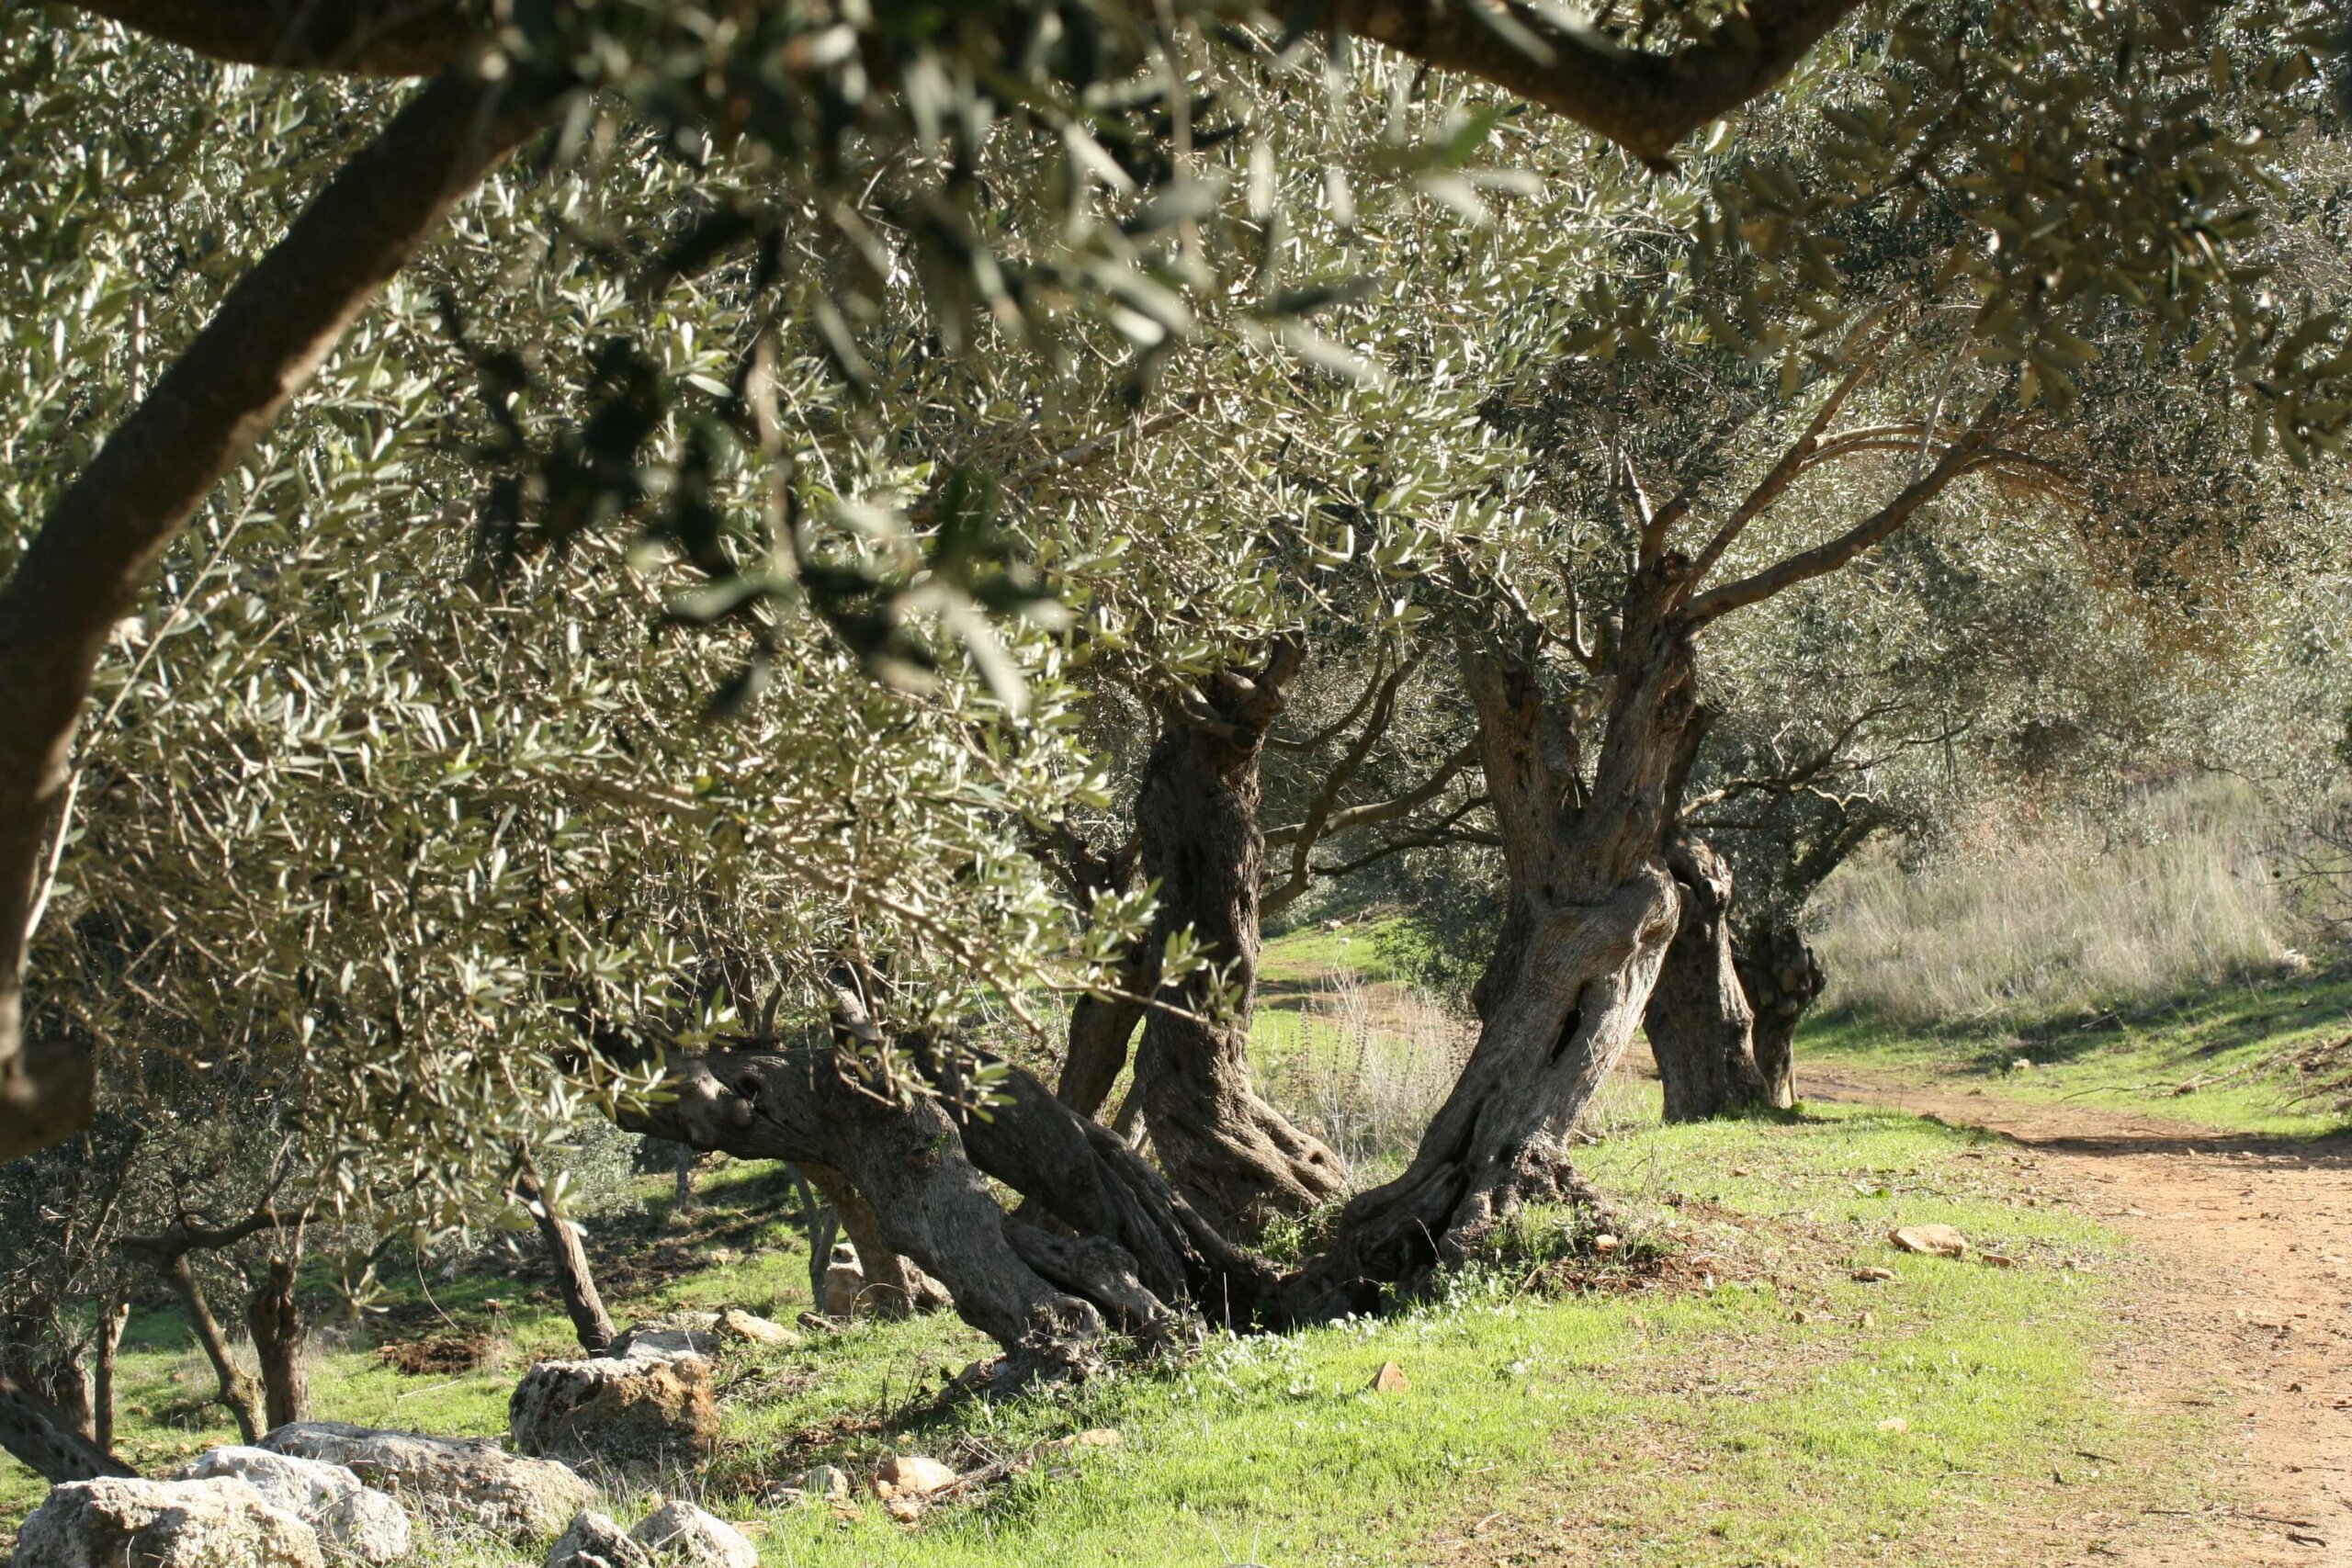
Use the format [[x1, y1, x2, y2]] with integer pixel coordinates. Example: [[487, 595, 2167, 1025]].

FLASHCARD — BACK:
[[259, 1420, 591, 1544], [175, 1446, 410, 1564], [11, 1475, 324, 1568], [509, 1353, 719, 1469]]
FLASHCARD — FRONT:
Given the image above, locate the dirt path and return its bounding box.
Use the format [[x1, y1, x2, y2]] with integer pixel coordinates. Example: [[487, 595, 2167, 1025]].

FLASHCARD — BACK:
[[1806, 1065, 2352, 1565]]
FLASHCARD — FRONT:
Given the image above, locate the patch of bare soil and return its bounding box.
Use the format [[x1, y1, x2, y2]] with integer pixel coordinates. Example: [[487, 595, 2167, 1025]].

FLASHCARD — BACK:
[[1809, 1065, 2352, 1565]]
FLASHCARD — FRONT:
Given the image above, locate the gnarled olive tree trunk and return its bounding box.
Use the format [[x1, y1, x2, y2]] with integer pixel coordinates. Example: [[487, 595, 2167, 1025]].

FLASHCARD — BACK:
[[1645, 835, 1777, 1120], [617, 1036, 1126, 1384], [1733, 919, 1825, 1109], [1293, 561, 1705, 1314], [1133, 644, 1343, 1232]]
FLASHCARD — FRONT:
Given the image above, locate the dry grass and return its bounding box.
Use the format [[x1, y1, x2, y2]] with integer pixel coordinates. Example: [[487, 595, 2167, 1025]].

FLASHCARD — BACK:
[[1814, 779, 2294, 1028], [1259, 969, 1472, 1176]]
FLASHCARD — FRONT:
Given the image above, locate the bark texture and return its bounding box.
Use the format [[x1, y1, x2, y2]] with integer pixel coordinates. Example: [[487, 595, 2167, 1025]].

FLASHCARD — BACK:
[[1134, 646, 1343, 1233], [1295, 558, 1706, 1314], [617, 1043, 1112, 1382], [796, 1161, 952, 1318], [243, 1253, 311, 1429], [0, 1371, 136, 1484], [1645, 835, 1774, 1120], [1734, 919, 1825, 1110]]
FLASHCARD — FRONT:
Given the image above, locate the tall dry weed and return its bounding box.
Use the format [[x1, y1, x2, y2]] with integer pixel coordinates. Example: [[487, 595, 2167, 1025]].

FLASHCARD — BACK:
[[1814, 778, 2290, 1026]]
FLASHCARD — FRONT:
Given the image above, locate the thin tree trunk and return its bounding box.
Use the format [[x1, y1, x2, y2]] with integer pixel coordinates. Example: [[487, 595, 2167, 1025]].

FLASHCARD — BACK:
[[1645, 835, 1773, 1120], [785, 1163, 838, 1313], [514, 1153, 616, 1356], [1734, 919, 1824, 1109], [157, 1252, 266, 1444], [0, 1371, 135, 1483], [1057, 983, 1150, 1121], [92, 1292, 129, 1457], [1133, 648, 1344, 1233], [243, 1251, 309, 1430], [796, 1161, 950, 1317]]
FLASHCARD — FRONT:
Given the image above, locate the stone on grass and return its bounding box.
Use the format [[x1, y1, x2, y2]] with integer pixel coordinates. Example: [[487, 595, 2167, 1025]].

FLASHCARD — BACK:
[[609, 1312, 719, 1362], [775, 1464, 851, 1506], [260, 1420, 592, 1544], [1368, 1361, 1410, 1394], [175, 1446, 410, 1564], [12, 1475, 323, 1568], [712, 1308, 798, 1348], [1850, 1265, 1897, 1282], [871, 1455, 957, 1499], [544, 1508, 651, 1568], [629, 1499, 757, 1568], [1888, 1224, 1970, 1258], [510, 1351, 719, 1469]]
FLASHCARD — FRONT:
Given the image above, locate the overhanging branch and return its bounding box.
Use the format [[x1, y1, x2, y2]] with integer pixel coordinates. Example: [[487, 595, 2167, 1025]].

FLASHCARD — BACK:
[[0, 63, 546, 1163]]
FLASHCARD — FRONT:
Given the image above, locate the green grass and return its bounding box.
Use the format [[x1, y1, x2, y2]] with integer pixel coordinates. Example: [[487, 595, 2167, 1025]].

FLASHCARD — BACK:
[[1803, 967, 2352, 1137], [6, 1094, 2222, 1568]]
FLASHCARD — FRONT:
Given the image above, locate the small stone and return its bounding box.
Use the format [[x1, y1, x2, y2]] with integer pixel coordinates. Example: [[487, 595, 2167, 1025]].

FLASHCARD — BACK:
[[1044, 1427, 1122, 1451], [630, 1498, 757, 1568], [546, 1507, 652, 1568], [793, 1465, 852, 1505], [822, 1261, 868, 1318], [1591, 1234, 1622, 1254], [1852, 1266, 1897, 1282], [1979, 1252, 2022, 1269], [873, 1455, 958, 1498], [1888, 1224, 1969, 1258], [1369, 1361, 1410, 1394], [883, 1495, 926, 1523], [713, 1308, 800, 1348]]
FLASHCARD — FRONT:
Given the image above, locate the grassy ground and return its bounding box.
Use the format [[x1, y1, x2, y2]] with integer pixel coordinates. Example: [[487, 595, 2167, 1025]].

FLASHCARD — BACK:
[[2, 918, 2279, 1564], [2, 1089, 2217, 1568], [1802, 966, 2352, 1137]]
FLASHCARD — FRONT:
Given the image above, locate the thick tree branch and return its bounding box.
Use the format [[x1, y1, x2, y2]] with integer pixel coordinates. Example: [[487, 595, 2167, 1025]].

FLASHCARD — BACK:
[[1686, 326, 1897, 583], [0, 65, 545, 1162], [1328, 0, 1867, 165], [77, 0, 1860, 165], [1682, 394, 2006, 625], [65, 0, 484, 73]]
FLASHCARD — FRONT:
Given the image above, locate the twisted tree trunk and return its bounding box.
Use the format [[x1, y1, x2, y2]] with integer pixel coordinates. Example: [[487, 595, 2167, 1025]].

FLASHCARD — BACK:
[[1295, 560, 1705, 1314], [617, 1041, 1118, 1384], [1733, 919, 1825, 1109], [1645, 835, 1776, 1120], [244, 1253, 310, 1429], [1134, 646, 1343, 1233]]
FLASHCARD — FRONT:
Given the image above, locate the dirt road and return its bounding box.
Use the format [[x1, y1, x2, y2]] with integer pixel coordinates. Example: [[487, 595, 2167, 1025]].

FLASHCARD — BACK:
[[1806, 1066, 2352, 1565]]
